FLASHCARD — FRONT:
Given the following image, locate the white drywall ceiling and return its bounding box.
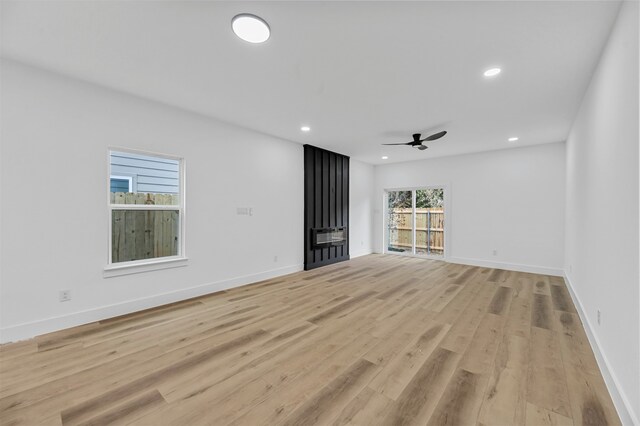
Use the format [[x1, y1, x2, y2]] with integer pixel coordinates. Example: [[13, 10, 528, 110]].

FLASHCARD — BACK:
[[0, 1, 621, 164]]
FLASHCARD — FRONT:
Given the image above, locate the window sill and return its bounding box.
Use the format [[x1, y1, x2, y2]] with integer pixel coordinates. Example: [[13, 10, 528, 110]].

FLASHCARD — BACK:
[[104, 257, 188, 278]]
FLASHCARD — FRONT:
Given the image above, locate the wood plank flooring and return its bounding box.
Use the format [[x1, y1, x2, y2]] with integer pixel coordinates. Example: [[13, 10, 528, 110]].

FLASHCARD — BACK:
[[0, 255, 620, 425]]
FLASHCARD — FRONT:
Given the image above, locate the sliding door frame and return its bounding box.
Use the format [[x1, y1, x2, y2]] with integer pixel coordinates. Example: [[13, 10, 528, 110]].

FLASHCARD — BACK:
[[383, 184, 451, 261]]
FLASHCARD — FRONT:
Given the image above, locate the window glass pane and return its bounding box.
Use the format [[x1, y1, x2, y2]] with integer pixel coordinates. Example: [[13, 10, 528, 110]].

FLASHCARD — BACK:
[[387, 190, 413, 253], [416, 189, 444, 256], [111, 210, 179, 263], [110, 150, 179, 205], [110, 178, 130, 193], [110, 192, 180, 206]]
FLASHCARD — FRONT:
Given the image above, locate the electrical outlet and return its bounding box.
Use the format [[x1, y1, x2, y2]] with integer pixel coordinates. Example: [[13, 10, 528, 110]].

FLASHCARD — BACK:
[[492, 249, 497, 256], [274, 255, 278, 263], [59, 290, 71, 302], [569, 264, 573, 273], [597, 309, 601, 325]]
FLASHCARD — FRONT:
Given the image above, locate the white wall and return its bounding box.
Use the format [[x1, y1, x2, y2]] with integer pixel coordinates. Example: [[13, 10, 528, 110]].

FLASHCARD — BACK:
[[564, 1, 639, 423], [349, 160, 375, 258], [373, 143, 566, 275], [0, 60, 367, 342]]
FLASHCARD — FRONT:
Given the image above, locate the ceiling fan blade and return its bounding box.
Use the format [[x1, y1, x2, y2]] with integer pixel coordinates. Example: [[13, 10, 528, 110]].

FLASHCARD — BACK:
[[382, 130, 446, 146], [418, 145, 428, 151], [422, 130, 447, 142]]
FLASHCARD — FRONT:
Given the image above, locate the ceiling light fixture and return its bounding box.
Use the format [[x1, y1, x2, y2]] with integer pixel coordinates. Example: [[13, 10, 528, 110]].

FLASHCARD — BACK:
[[508, 137, 519, 142], [232, 14, 270, 44], [300, 126, 311, 132], [483, 67, 502, 77], [381, 156, 388, 160]]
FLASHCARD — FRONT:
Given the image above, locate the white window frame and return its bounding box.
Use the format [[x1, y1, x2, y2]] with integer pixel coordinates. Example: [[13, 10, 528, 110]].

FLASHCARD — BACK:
[[105, 147, 187, 277], [383, 185, 450, 261], [109, 175, 134, 192]]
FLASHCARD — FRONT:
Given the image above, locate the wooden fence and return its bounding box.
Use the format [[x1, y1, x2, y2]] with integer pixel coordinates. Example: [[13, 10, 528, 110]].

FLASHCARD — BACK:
[[110, 192, 179, 263], [388, 208, 444, 255]]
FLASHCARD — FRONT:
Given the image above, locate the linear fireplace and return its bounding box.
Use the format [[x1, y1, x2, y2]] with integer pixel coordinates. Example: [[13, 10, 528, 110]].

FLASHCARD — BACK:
[[312, 227, 347, 248]]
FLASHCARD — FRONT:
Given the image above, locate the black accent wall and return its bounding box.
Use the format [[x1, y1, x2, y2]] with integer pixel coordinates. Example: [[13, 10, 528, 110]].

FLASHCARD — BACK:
[[304, 145, 350, 270]]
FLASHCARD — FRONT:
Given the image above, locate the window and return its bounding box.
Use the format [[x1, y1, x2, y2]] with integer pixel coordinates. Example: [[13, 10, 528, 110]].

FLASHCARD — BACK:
[[108, 149, 184, 267], [110, 176, 132, 193], [386, 187, 445, 257]]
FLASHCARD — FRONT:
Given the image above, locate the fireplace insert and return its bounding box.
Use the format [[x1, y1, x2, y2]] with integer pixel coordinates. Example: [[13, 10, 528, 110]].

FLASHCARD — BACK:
[[311, 227, 347, 248]]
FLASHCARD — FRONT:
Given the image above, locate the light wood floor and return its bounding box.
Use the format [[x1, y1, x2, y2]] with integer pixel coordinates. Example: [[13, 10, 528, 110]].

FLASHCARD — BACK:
[[0, 255, 620, 426]]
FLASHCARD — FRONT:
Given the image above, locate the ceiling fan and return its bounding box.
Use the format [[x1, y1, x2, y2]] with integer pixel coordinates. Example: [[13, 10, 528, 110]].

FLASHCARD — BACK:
[[382, 131, 447, 151]]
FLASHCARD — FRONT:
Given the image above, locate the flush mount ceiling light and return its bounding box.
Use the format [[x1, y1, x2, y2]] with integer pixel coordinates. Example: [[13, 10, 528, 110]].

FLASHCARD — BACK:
[[508, 137, 519, 142], [232, 14, 270, 43], [483, 67, 502, 77], [300, 126, 311, 132], [381, 156, 389, 160]]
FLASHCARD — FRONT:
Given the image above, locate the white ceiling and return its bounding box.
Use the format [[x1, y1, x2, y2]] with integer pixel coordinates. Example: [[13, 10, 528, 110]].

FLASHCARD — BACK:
[[1, 1, 621, 164]]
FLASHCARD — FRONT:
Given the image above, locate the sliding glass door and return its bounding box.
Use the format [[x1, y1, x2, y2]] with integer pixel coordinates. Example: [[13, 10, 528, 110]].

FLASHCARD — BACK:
[[386, 188, 445, 257], [415, 188, 445, 256], [387, 190, 413, 254]]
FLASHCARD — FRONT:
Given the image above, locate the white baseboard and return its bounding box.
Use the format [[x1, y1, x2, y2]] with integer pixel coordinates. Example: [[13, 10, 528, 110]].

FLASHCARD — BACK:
[[0, 263, 304, 344], [350, 249, 373, 259], [448, 256, 563, 276], [563, 273, 639, 426]]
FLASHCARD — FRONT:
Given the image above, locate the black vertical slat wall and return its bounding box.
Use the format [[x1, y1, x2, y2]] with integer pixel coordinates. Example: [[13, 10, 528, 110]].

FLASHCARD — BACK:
[[304, 145, 350, 270]]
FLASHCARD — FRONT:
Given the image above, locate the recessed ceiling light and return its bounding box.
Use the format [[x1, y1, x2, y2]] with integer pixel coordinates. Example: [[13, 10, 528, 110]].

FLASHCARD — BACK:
[[300, 126, 311, 132], [232, 14, 270, 44], [381, 156, 388, 160], [508, 137, 519, 142], [484, 67, 502, 77]]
